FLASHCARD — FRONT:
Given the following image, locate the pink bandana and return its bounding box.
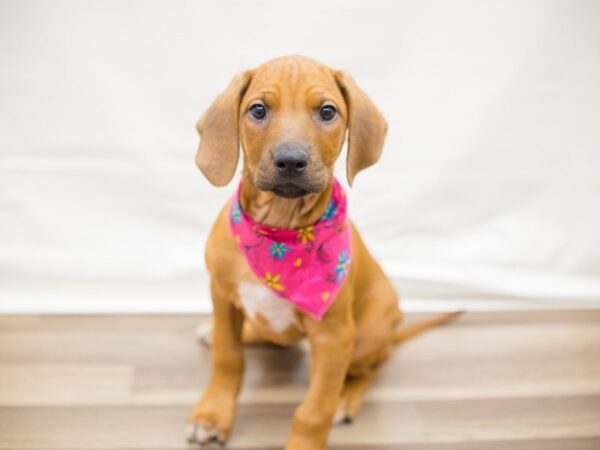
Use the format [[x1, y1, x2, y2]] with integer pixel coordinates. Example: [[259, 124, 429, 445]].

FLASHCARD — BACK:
[[229, 179, 351, 320]]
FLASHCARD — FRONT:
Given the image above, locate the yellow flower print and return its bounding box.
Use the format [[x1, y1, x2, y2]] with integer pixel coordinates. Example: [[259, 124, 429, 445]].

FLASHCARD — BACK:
[[264, 272, 285, 292], [297, 226, 316, 245]]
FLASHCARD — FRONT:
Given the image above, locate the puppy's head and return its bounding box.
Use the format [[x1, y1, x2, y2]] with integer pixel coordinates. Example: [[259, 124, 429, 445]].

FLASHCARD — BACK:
[[195, 56, 387, 198]]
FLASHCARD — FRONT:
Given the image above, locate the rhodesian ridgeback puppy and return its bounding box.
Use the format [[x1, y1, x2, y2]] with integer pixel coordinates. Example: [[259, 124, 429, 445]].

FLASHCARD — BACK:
[[188, 55, 460, 449]]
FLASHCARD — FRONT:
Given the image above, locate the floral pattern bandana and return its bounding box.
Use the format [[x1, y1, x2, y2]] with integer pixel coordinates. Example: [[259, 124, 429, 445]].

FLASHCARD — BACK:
[[229, 178, 351, 320]]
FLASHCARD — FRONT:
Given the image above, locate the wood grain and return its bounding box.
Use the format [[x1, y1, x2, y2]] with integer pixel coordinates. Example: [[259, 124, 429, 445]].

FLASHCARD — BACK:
[[0, 311, 599, 449]]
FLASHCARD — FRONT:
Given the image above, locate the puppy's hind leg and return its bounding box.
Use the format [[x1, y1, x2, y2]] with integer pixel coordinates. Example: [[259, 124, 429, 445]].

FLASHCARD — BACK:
[[334, 341, 392, 426]]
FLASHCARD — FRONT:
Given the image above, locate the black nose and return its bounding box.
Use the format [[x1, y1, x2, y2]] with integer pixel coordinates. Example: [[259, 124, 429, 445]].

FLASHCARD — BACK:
[[273, 148, 308, 177]]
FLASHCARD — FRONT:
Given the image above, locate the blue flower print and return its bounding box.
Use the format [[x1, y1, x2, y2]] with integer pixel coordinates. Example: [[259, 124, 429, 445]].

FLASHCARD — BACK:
[[321, 199, 338, 221], [269, 242, 290, 260], [335, 249, 350, 282], [231, 202, 242, 224]]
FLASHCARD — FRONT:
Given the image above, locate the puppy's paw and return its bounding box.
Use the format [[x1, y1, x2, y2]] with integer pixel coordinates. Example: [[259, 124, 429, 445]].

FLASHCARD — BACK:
[[332, 408, 354, 426], [196, 321, 213, 347], [187, 395, 236, 447], [333, 392, 362, 426], [186, 422, 225, 447]]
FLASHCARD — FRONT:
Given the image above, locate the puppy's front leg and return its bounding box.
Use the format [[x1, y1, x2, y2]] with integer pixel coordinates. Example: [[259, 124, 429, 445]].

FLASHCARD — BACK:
[[286, 302, 354, 450], [188, 280, 244, 446]]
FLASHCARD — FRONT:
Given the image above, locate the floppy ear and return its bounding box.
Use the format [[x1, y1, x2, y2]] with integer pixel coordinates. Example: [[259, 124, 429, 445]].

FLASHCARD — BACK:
[[335, 71, 388, 186], [195, 71, 252, 186]]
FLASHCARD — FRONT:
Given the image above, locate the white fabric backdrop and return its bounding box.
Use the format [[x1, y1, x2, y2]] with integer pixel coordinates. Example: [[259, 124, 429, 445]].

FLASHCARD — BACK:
[[1, 0, 599, 312]]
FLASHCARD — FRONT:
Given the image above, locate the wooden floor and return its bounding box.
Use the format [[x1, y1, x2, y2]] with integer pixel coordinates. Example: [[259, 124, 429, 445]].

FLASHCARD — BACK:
[[0, 311, 599, 450]]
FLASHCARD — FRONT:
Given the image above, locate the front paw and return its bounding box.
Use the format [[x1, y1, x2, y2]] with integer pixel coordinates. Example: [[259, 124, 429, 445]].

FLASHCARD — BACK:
[[187, 393, 237, 446]]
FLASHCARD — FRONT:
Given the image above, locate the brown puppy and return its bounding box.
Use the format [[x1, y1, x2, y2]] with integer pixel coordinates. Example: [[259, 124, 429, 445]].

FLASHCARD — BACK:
[[188, 55, 459, 449]]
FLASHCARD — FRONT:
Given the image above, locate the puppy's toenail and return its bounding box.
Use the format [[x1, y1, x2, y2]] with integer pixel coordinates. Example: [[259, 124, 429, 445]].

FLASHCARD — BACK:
[[185, 424, 197, 442]]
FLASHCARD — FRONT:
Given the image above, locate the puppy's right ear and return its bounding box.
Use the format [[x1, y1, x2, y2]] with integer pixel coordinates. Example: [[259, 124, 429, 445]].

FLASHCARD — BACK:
[[195, 71, 252, 186]]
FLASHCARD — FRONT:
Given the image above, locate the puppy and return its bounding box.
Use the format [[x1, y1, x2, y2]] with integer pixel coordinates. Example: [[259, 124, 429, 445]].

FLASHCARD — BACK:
[[188, 55, 459, 450]]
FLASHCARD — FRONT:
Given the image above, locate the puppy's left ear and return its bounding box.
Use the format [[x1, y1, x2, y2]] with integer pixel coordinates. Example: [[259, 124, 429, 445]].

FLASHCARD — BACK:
[[195, 71, 252, 186], [335, 71, 388, 186]]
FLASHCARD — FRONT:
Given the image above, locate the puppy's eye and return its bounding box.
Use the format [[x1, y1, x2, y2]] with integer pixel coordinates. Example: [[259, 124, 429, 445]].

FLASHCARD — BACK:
[[248, 103, 267, 120], [319, 104, 337, 121]]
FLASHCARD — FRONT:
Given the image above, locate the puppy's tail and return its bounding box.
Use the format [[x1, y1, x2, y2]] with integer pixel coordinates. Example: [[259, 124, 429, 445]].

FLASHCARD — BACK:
[[393, 311, 464, 344]]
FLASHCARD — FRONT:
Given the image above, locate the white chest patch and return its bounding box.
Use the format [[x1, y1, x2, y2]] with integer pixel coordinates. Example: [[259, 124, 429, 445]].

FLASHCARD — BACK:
[[238, 282, 297, 333]]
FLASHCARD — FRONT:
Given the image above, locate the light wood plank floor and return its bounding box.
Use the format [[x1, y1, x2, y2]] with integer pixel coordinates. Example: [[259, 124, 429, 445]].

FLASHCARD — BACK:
[[0, 311, 599, 449]]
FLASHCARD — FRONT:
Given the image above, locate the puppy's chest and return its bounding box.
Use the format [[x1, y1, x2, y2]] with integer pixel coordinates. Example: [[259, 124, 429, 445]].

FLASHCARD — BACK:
[[237, 281, 300, 334]]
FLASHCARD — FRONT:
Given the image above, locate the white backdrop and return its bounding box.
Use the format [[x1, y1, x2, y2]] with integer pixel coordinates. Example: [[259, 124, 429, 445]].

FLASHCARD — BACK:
[[1, 0, 600, 312]]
